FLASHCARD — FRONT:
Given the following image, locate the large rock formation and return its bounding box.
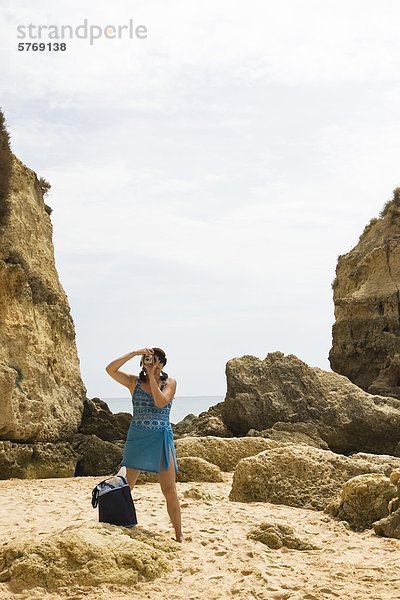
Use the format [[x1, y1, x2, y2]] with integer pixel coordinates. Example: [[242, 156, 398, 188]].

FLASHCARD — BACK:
[[181, 352, 400, 455], [81, 341, 400, 476], [0, 115, 86, 477], [329, 188, 400, 397]]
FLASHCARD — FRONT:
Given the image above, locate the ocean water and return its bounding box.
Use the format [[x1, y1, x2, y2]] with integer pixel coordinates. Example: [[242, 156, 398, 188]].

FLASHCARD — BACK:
[[103, 396, 224, 424]]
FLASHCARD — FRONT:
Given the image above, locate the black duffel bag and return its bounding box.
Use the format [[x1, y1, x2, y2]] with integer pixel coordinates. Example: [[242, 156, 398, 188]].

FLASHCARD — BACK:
[[91, 474, 137, 528]]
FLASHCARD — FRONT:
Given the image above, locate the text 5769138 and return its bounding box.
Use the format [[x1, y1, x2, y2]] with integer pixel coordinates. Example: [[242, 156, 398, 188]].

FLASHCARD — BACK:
[[18, 42, 67, 51]]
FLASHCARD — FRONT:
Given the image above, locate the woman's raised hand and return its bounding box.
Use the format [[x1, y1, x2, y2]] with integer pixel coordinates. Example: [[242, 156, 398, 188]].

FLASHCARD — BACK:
[[135, 347, 154, 357]]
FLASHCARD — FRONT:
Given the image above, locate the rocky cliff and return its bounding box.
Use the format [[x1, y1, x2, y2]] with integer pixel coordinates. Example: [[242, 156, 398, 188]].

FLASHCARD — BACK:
[[329, 189, 400, 397], [0, 114, 87, 476], [173, 352, 400, 456]]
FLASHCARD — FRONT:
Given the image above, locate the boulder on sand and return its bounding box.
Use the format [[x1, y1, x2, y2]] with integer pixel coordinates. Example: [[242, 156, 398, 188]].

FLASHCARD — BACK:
[[220, 352, 400, 455], [373, 468, 400, 539], [0, 522, 181, 591], [247, 522, 319, 550], [229, 444, 400, 510], [176, 456, 225, 482], [325, 473, 397, 531]]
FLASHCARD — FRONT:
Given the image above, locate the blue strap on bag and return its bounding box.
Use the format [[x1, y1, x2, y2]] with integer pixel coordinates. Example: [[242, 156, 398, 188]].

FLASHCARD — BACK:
[[91, 474, 137, 528]]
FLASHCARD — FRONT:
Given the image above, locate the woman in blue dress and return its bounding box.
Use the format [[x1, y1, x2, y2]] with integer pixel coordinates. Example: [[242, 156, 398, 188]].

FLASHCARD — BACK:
[[105, 346, 184, 543]]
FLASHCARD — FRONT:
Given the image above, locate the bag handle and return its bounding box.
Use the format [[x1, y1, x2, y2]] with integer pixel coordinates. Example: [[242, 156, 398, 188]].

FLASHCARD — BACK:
[[91, 475, 129, 508], [91, 486, 99, 508]]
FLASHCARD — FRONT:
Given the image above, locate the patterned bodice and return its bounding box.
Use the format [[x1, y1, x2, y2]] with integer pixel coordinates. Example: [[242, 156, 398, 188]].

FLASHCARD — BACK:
[[130, 378, 173, 429]]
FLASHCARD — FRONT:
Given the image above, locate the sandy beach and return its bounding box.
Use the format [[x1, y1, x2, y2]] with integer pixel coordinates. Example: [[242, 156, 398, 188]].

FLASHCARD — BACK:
[[0, 474, 399, 600]]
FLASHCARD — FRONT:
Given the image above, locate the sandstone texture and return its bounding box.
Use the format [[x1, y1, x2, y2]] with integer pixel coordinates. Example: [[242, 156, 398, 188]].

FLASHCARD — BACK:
[[329, 189, 400, 398], [176, 456, 225, 482], [0, 152, 86, 449], [172, 405, 231, 438], [214, 352, 400, 455], [72, 434, 125, 477], [374, 510, 400, 539], [134, 437, 276, 484], [246, 422, 329, 450], [373, 468, 400, 539], [229, 444, 400, 510], [135, 456, 225, 484], [0, 522, 180, 591], [174, 435, 281, 471], [181, 485, 215, 502], [388, 468, 400, 514], [325, 473, 397, 531], [0, 440, 78, 478], [247, 522, 319, 550], [78, 397, 130, 442], [71, 397, 132, 476]]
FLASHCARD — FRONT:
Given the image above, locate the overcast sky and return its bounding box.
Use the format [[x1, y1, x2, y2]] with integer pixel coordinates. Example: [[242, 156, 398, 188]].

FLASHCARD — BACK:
[[2, 1, 400, 397]]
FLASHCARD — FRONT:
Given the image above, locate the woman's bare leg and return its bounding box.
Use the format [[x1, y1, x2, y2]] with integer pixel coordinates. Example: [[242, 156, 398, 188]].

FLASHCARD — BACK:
[[158, 450, 184, 542], [125, 467, 141, 490]]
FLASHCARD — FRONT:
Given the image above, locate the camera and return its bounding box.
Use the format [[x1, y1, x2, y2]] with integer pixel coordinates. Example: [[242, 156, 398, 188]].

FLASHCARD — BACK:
[[143, 354, 154, 364]]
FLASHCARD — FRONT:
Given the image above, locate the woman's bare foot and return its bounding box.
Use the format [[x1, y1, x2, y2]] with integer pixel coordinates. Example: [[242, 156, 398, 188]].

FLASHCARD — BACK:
[[175, 533, 185, 543]]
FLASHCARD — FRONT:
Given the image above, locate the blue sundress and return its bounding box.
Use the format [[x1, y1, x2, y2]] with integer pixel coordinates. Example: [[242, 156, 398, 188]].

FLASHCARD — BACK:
[[120, 378, 178, 474]]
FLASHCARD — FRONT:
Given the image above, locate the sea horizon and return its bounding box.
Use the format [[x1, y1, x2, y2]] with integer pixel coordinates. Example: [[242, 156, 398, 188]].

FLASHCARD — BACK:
[[102, 395, 224, 424]]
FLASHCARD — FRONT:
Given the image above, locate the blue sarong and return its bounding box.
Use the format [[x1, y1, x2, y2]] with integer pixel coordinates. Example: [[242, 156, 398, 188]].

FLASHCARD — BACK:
[[121, 423, 178, 473]]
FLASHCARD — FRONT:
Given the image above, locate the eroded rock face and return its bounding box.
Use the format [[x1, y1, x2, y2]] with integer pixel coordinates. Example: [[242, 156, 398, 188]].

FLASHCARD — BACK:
[[219, 352, 400, 455], [246, 422, 329, 450], [229, 444, 400, 510], [175, 436, 281, 472], [0, 155, 86, 444], [0, 440, 78, 479], [325, 473, 397, 531], [133, 437, 278, 483], [329, 194, 400, 398], [0, 522, 181, 590], [172, 403, 231, 438], [374, 510, 400, 539], [373, 469, 400, 539], [72, 434, 125, 477], [78, 397, 131, 441], [176, 456, 225, 482]]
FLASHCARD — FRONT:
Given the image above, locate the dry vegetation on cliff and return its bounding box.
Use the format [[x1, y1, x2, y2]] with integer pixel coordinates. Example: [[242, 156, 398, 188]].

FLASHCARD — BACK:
[[0, 109, 12, 227]]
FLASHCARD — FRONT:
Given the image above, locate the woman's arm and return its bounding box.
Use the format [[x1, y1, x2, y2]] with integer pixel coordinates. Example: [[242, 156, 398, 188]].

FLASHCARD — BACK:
[[148, 372, 177, 408], [105, 348, 151, 390]]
